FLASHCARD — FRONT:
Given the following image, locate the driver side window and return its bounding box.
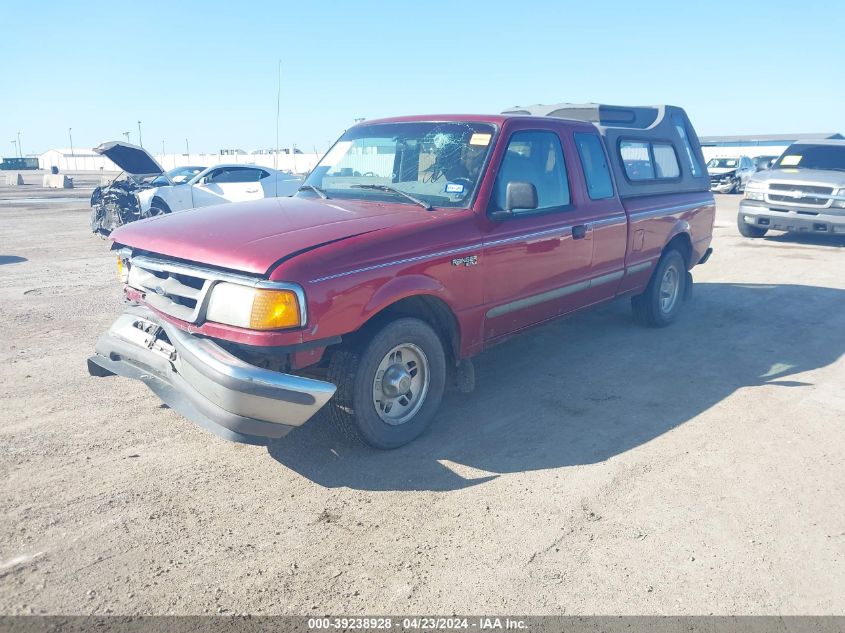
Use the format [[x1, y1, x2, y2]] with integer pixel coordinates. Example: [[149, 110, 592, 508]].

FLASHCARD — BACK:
[[493, 131, 570, 212]]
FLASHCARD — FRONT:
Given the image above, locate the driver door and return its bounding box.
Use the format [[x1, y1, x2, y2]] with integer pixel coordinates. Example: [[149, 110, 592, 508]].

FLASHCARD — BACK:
[[191, 167, 266, 208], [481, 126, 596, 341]]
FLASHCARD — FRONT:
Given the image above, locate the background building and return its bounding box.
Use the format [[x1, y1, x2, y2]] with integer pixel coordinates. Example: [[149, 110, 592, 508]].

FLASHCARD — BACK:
[[37, 147, 321, 175], [700, 132, 843, 161]]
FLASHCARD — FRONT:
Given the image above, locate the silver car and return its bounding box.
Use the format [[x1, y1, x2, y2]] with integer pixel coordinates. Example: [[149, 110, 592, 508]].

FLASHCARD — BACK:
[[707, 156, 756, 193], [738, 140, 845, 237]]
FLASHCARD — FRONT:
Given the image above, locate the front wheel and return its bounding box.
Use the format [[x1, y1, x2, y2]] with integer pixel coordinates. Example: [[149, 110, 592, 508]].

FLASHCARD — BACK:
[[632, 249, 687, 328], [326, 318, 446, 449], [737, 213, 768, 238], [144, 202, 169, 219]]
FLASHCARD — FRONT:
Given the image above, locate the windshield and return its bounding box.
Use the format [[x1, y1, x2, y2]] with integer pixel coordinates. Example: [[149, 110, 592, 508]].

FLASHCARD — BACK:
[[773, 144, 845, 171], [301, 121, 496, 208], [707, 158, 739, 169], [149, 165, 204, 186]]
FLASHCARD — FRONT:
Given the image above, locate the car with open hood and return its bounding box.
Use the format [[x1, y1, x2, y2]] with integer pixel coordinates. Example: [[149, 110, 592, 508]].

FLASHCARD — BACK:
[[90, 141, 302, 235]]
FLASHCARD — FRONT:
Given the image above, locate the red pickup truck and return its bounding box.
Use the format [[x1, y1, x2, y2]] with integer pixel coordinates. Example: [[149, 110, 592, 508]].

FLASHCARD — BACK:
[[88, 104, 714, 448]]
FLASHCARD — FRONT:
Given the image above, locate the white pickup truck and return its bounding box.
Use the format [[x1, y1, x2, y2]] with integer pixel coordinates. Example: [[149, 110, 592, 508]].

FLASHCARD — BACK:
[[739, 140, 845, 237]]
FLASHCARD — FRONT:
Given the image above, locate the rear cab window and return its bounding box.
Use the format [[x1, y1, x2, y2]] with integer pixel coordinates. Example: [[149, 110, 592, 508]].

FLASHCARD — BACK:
[[574, 132, 614, 199]]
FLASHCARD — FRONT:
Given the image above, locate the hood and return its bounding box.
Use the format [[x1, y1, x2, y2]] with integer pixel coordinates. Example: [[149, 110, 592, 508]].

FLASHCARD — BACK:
[[750, 168, 845, 189], [708, 167, 737, 176], [111, 196, 433, 275], [94, 141, 165, 179]]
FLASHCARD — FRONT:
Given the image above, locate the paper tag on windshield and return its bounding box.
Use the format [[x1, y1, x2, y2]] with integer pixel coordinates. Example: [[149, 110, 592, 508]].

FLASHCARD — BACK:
[[445, 183, 465, 194], [469, 133, 492, 146], [780, 155, 801, 166]]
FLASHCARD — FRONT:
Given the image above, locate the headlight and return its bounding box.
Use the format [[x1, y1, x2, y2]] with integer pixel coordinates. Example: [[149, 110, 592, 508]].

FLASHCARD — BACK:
[[744, 182, 766, 200], [206, 283, 303, 330], [116, 248, 131, 282], [833, 188, 845, 209]]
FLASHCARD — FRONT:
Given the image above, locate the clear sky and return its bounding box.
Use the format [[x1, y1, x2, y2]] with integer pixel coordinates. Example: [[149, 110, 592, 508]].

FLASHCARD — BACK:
[[2, 0, 842, 156]]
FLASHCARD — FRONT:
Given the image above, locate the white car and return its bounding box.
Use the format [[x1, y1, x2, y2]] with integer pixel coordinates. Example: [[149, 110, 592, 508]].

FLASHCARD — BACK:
[[93, 141, 303, 223]]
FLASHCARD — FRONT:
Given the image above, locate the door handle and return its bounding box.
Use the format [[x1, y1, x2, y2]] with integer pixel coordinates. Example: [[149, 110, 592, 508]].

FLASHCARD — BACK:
[[572, 224, 591, 239], [245, 188, 259, 193]]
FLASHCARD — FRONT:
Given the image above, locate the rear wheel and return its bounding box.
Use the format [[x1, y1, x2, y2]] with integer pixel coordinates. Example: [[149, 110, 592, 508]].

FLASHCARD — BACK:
[[326, 318, 446, 449], [737, 213, 768, 238], [632, 249, 687, 328]]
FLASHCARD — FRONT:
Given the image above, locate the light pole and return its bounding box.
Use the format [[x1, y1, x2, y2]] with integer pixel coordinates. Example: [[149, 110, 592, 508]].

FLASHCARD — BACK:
[[11, 140, 17, 159], [185, 138, 189, 155], [68, 127, 76, 171], [137, 121, 143, 148], [122, 131, 131, 143], [17, 131, 22, 158]]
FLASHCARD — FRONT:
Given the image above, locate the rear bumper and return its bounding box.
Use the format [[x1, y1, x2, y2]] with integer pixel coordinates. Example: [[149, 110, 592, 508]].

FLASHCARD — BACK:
[[739, 202, 845, 234], [87, 307, 337, 444]]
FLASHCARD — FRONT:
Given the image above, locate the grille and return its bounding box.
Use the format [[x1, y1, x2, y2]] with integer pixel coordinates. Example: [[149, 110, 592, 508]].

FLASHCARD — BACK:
[[768, 183, 833, 195], [127, 260, 211, 323], [765, 183, 834, 207], [767, 194, 829, 206]]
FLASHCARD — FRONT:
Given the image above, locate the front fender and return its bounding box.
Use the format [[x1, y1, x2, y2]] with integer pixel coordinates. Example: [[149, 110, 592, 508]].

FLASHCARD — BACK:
[[363, 273, 451, 316], [136, 188, 157, 212]]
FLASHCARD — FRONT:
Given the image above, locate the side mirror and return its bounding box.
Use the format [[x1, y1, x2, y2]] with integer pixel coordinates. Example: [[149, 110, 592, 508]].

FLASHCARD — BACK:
[[490, 181, 538, 220]]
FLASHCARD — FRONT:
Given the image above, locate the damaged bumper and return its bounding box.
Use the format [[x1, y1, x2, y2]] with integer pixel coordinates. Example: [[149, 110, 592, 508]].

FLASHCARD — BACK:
[[87, 307, 337, 444]]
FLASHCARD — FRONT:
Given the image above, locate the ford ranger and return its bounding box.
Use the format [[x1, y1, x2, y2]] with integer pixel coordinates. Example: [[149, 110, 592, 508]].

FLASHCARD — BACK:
[[739, 139, 845, 237], [88, 104, 715, 449]]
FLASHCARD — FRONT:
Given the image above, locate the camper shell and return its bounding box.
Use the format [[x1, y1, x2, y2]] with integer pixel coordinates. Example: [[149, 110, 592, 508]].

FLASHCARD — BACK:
[[502, 103, 710, 198]]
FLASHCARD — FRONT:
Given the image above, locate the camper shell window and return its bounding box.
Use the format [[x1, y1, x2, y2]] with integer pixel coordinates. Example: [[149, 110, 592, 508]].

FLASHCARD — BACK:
[[502, 103, 710, 198]]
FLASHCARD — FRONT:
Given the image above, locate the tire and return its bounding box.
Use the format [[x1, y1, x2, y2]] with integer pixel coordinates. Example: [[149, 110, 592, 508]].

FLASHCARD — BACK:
[[142, 200, 170, 219], [737, 213, 768, 238], [326, 318, 446, 449], [730, 179, 741, 194], [631, 249, 687, 328]]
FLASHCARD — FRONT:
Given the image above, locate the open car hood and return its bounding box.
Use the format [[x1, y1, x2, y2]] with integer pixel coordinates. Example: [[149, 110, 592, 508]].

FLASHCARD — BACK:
[[94, 141, 165, 179]]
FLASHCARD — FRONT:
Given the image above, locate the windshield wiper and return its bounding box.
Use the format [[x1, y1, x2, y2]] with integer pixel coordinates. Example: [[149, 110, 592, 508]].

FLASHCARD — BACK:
[[351, 184, 432, 210], [298, 184, 330, 199]]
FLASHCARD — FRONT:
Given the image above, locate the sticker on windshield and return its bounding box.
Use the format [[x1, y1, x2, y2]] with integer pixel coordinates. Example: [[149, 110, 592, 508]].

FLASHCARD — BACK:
[[469, 133, 492, 146], [780, 155, 802, 166], [445, 183, 465, 194]]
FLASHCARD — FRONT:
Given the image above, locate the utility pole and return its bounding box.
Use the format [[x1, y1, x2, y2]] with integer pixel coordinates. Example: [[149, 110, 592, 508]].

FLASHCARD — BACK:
[[137, 121, 143, 148], [122, 131, 131, 143], [17, 131, 22, 157], [275, 59, 282, 174]]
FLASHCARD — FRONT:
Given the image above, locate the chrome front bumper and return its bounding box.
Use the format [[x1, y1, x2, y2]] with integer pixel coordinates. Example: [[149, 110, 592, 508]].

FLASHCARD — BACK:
[[739, 202, 845, 234], [87, 307, 337, 444]]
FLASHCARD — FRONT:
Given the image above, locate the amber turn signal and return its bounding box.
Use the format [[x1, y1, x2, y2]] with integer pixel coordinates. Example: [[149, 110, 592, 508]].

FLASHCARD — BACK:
[[249, 289, 301, 330]]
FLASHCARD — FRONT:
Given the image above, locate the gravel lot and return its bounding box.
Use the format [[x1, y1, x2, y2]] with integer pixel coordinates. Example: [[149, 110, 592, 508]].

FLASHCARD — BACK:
[[1, 177, 843, 615]]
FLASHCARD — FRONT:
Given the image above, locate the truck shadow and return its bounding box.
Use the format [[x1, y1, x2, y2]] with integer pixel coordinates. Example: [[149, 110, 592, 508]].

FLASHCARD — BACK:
[[761, 233, 845, 248], [266, 283, 845, 491]]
